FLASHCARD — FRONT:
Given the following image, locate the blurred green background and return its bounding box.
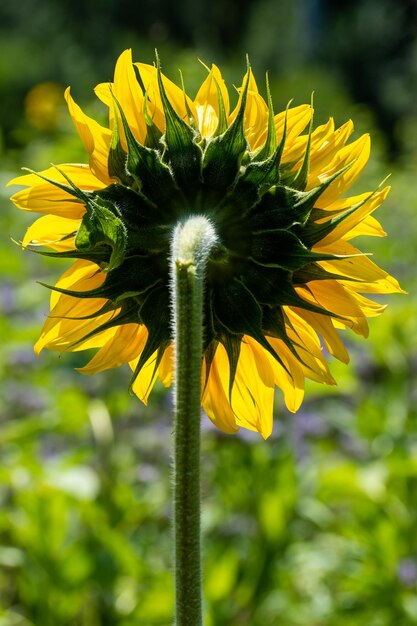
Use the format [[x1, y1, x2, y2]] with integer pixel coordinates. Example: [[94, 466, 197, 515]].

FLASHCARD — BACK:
[[1, 1, 417, 624]]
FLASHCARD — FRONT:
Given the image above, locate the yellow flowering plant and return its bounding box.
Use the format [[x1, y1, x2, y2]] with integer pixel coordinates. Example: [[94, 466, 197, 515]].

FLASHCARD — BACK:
[[9, 49, 402, 625]]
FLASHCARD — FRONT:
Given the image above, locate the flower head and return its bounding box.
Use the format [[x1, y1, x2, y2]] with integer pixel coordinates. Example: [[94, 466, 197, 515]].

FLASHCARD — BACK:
[[9, 49, 402, 438]]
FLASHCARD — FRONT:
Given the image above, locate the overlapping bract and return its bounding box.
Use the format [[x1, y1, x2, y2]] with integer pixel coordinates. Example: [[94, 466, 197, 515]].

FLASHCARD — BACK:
[[9, 49, 402, 438]]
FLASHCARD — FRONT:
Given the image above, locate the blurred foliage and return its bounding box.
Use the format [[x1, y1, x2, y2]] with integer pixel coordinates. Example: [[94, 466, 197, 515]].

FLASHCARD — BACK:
[[1, 1, 417, 624]]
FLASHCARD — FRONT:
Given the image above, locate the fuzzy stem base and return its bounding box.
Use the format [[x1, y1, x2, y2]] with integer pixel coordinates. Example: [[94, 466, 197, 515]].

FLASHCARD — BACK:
[[170, 216, 218, 626]]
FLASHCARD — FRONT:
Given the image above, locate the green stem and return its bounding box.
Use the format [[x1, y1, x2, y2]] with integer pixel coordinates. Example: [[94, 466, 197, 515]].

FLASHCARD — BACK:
[[170, 216, 218, 626]]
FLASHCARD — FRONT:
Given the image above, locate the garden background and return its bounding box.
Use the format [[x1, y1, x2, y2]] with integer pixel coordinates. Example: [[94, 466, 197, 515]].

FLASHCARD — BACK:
[[1, 1, 417, 624]]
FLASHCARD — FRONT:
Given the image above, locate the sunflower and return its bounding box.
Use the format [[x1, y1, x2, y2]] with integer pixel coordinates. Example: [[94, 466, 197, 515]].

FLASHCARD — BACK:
[[9, 49, 402, 438]]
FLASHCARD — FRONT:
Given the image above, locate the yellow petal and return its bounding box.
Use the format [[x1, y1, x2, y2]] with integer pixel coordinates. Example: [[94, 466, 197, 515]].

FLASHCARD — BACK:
[[283, 117, 337, 169], [158, 343, 174, 387], [276, 104, 313, 163], [290, 306, 350, 363], [65, 88, 113, 184], [348, 215, 386, 239], [113, 49, 147, 144], [195, 64, 230, 138], [284, 308, 336, 385], [308, 120, 354, 184], [134, 63, 198, 133], [312, 134, 371, 206], [49, 259, 104, 309], [263, 337, 305, 414], [9, 163, 104, 190], [315, 187, 389, 246], [316, 240, 404, 294], [201, 343, 240, 434], [23, 214, 79, 251], [296, 281, 370, 336], [342, 289, 387, 317], [231, 338, 275, 438], [77, 324, 148, 374], [298, 280, 366, 318], [35, 260, 118, 353], [129, 351, 160, 405]]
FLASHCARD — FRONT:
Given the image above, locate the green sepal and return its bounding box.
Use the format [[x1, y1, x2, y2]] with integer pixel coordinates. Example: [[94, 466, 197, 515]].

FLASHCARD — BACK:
[[142, 87, 164, 149], [179, 69, 199, 132], [40, 255, 161, 302], [261, 305, 309, 368], [129, 286, 171, 389], [213, 277, 290, 373], [291, 96, 314, 191], [295, 182, 374, 248], [113, 95, 180, 211], [202, 67, 250, 191], [212, 74, 228, 137], [229, 146, 283, 214], [53, 298, 120, 321], [108, 99, 132, 186], [293, 262, 360, 284], [219, 332, 242, 401], [254, 73, 277, 160], [248, 163, 352, 234], [66, 300, 139, 350], [250, 228, 347, 271], [93, 184, 171, 251], [262, 305, 297, 350], [275, 103, 289, 183], [22, 166, 88, 204], [242, 262, 344, 318], [197, 60, 229, 138], [242, 264, 293, 305], [157, 58, 202, 192], [202, 339, 218, 392], [25, 245, 111, 266], [75, 198, 127, 271]]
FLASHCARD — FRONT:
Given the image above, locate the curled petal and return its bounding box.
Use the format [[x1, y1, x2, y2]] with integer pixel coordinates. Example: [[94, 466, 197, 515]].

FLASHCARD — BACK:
[[129, 351, 161, 405], [201, 343, 240, 435], [65, 88, 113, 184], [77, 324, 147, 374], [23, 214, 79, 251]]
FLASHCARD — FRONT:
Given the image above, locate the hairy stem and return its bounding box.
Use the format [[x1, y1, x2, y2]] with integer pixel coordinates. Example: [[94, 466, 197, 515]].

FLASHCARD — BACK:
[[170, 216, 218, 626]]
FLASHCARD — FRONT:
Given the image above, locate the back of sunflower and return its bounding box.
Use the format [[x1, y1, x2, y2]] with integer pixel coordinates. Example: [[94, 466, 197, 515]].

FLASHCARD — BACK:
[[9, 49, 402, 625]]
